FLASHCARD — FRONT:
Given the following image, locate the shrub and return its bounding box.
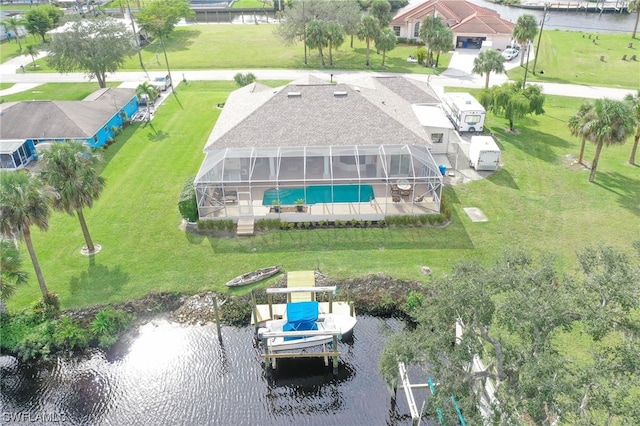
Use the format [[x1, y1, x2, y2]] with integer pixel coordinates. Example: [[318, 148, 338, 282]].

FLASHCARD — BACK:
[[404, 290, 424, 315], [55, 316, 89, 350], [32, 292, 60, 320], [234, 72, 256, 87], [90, 307, 135, 348], [397, 37, 407, 44], [178, 176, 198, 222]]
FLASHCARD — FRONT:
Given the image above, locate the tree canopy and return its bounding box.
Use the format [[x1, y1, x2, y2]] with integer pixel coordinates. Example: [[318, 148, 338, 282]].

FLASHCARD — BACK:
[[479, 81, 545, 131], [357, 15, 380, 66], [624, 89, 640, 165], [380, 243, 640, 425], [375, 27, 397, 67], [24, 4, 63, 43], [47, 16, 135, 88], [418, 15, 453, 68]]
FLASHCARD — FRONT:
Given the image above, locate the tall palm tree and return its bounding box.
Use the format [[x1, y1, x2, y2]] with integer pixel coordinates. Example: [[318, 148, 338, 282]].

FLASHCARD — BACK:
[[472, 50, 506, 89], [512, 14, 538, 67], [305, 20, 328, 66], [419, 15, 446, 67], [568, 102, 596, 165], [357, 15, 380, 67], [624, 90, 640, 165], [628, 0, 640, 39], [325, 21, 345, 67], [0, 239, 28, 313], [0, 171, 55, 298], [39, 140, 106, 254], [1, 16, 26, 51], [586, 98, 635, 183]]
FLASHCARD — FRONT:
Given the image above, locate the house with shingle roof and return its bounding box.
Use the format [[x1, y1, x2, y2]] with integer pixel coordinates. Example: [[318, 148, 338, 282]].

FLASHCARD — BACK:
[[391, 0, 515, 51], [0, 88, 138, 170], [194, 75, 447, 222]]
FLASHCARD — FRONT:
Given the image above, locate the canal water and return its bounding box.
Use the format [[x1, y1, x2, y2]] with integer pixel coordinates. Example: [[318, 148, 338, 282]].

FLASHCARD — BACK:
[[0, 316, 434, 425]]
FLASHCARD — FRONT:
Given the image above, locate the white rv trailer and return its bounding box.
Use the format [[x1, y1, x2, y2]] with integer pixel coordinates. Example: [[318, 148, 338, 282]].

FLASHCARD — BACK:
[[441, 92, 486, 133]]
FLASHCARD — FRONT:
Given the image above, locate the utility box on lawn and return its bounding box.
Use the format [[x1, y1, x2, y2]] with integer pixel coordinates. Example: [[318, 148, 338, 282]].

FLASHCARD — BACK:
[[469, 136, 501, 171]]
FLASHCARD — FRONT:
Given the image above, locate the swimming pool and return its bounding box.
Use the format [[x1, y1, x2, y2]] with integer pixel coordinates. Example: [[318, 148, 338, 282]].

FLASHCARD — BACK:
[[262, 185, 375, 206]]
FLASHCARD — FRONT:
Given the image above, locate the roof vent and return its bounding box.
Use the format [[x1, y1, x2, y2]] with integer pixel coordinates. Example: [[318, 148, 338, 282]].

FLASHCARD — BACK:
[[333, 91, 348, 97], [287, 92, 301, 98]]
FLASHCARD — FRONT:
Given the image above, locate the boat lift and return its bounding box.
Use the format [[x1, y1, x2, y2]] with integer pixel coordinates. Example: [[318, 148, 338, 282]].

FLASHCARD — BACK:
[[393, 362, 467, 426]]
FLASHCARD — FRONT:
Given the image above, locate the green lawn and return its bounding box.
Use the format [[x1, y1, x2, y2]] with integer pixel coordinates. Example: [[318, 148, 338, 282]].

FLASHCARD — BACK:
[[6, 82, 639, 311], [507, 29, 639, 89], [122, 25, 442, 74], [231, 0, 273, 8]]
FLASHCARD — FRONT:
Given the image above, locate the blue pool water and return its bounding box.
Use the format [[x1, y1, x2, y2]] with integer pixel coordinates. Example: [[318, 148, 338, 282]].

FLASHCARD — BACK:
[[262, 185, 375, 206]]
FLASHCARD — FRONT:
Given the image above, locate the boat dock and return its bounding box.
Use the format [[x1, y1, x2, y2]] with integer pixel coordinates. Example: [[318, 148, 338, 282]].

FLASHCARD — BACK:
[[252, 271, 356, 374]]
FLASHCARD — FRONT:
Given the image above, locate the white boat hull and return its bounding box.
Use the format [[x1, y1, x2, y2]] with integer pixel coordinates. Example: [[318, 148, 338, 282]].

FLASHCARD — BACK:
[[260, 314, 357, 352]]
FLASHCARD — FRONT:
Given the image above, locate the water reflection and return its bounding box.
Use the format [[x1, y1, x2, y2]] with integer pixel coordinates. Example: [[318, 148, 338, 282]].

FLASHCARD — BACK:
[[1, 316, 427, 425]]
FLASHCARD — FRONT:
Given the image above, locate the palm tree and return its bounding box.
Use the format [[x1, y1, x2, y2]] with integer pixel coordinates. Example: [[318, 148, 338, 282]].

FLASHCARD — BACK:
[[512, 14, 538, 67], [24, 44, 39, 69], [136, 81, 159, 112], [357, 15, 380, 67], [419, 15, 445, 67], [39, 140, 106, 254], [586, 98, 635, 182], [568, 102, 596, 165], [624, 90, 640, 165], [325, 22, 345, 67], [375, 28, 397, 67], [305, 20, 328, 66], [430, 25, 454, 68], [0, 239, 28, 313], [628, 0, 640, 39], [0, 171, 55, 299], [472, 50, 506, 89], [1, 16, 26, 51]]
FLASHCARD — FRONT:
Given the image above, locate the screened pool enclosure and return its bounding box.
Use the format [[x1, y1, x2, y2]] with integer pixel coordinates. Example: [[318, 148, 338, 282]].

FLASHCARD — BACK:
[[195, 144, 443, 221]]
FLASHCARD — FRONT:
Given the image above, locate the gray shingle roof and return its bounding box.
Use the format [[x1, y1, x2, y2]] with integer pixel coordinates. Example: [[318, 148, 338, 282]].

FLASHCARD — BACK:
[[0, 88, 136, 140], [204, 77, 432, 151]]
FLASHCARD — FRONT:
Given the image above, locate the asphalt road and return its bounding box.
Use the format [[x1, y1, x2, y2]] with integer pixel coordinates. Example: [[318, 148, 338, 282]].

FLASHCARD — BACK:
[[0, 49, 634, 100]]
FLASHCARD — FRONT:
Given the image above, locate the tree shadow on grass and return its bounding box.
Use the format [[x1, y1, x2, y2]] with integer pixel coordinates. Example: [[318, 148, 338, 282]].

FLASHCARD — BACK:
[[486, 168, 519, 190], [146, 129, 170, 142], [67, 263, 130, 307], [593, 171, 640, 216], [490, 124, 571, 165]]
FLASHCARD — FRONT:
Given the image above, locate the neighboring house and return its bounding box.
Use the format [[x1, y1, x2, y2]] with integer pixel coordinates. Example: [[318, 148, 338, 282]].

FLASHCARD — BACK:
[[0, 88, 138, 170], [391, 0, 515, 51], [194, 75, 446, 223]]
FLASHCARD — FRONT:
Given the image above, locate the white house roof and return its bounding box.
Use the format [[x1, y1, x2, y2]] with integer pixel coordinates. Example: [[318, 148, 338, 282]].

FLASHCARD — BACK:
[[412, 105, 454, 129], [0, 139, 28, 153]]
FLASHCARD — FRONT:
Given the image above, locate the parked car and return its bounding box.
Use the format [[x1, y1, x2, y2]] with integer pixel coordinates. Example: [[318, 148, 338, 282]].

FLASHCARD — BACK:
[[501, 48, 519, 61], [151, 74, 171, 91]]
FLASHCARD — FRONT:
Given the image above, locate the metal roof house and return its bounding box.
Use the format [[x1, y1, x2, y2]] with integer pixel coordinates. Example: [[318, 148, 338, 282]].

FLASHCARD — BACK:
[[391, 0, 515, 51], [0, 88, 138, 170], [194, 75, 445, 222]]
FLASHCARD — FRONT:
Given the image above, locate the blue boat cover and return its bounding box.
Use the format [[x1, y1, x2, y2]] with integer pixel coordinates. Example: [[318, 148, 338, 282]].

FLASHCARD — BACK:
[[286, 301, 319, 325], [283, 301, 319, 341]]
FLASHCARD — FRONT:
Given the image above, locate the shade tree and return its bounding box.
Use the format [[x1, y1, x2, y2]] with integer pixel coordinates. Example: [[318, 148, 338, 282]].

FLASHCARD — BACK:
[[305, 19, 329, 66], [47, 16, 135, 89], [24, 4, 63, 43], [568, 102, 596, 165], [480, 81, 545, 131], [1, 16, 27, 51]]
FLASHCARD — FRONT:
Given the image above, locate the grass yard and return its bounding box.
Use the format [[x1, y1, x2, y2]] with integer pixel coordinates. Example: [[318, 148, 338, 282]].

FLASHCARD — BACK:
[[507, 29, 640, 89], [124, 24, 443, 74], [231, 0, 273, 8], [6, 82, 639, 311]]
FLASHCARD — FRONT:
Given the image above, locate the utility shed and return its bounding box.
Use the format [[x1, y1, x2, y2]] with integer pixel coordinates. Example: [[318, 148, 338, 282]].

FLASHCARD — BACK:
[[411, 105, 455, 155], [469, 136, 501, 171]]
